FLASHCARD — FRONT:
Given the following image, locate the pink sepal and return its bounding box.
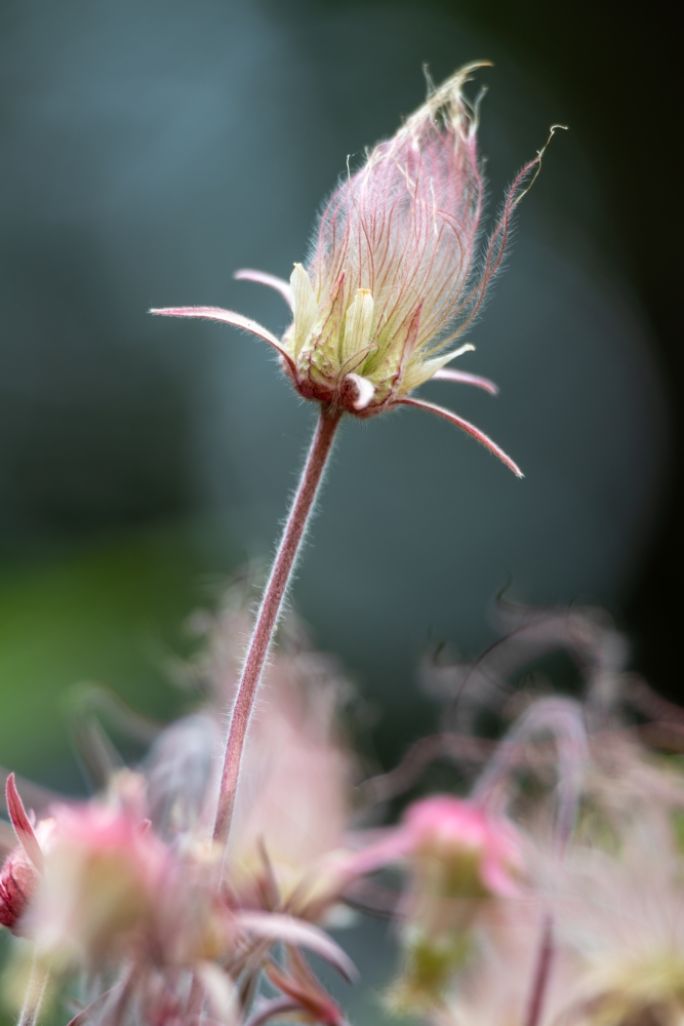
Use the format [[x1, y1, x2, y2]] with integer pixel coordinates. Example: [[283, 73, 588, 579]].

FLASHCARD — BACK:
[[234, 268, 293, 309], [149, 305, 296, 373], [396, 397, 523, 477], [5, 773, 42, 870], [432, 367, 499, 395]]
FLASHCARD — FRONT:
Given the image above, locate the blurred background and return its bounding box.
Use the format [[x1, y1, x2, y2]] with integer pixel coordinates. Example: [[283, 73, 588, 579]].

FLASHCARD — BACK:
[[0, 0, 680, 1020], [0, 0, 680, 771], [1, 0, 680, 775]]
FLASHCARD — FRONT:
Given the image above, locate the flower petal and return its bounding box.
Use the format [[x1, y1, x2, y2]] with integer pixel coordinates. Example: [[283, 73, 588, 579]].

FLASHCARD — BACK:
[[344, 373, 375, 411], [341, 288, 375, 366], [396, 397, 523, 477], [401, 343, 474, 391], [290, 263, 320, 358], [5, 773, 42, 870], [236, 911, 357, 981]]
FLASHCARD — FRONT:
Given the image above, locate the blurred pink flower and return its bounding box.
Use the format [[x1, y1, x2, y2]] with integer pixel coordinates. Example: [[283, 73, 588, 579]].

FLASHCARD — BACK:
[[171, 593, 356, 916], [402, 795, 522, 898], [0, 822, 53, 935], [0, 845, 35, 932], [378, 795, 524, 1013], [25, 802, 170, 969], [0, 775, 54, 935]]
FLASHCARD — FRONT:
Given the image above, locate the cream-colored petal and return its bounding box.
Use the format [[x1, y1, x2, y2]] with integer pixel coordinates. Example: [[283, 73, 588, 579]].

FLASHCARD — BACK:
[[290, 263, 319, 358], [341, 288, 375, 366], [402, 343, 475, 392]]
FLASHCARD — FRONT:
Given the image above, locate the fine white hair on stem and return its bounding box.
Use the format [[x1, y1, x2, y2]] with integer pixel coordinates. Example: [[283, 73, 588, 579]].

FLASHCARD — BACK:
[[16, 958, 49, 1026]]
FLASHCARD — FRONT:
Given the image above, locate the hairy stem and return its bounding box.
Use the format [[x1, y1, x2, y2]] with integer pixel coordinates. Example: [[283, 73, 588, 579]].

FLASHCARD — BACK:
[[212, 406, 342, 846]]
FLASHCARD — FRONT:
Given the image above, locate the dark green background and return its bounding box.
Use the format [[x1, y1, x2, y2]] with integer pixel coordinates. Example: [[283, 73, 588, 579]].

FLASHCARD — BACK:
[[0, 0, 679, 792]]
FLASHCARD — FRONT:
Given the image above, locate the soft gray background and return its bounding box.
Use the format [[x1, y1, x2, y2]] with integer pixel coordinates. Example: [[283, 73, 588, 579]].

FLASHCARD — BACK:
[[0, 1, 679, 1022]]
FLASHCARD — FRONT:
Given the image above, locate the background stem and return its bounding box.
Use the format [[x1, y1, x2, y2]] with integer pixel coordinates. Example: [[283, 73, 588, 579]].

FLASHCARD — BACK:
[[524, 915, 554, 1026]]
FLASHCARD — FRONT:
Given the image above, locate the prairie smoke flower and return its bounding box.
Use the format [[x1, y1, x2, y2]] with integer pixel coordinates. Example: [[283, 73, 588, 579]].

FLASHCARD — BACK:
[[0, 775, 55, 935], [401, 796, 522, 900], [226, 675, 352, 912], [543, 744, 684, 1026], [1, 770, 355, 1024], [25, 803, 170, 970], [430, 903, 578, 1026], [0, 822, 54, 936], [387, 796, 523, 1012], [146, 593, 355, 916], [0, 844, 36, 932], [152, 65, 562, 477], [428, 704, 684, 1026]]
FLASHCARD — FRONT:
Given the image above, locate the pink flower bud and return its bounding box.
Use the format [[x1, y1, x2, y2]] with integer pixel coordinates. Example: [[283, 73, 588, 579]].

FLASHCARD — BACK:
[[0, 774, 55, 935], [387, 796, 523, 1012], [0, 846, 38, 933], [402, 795, 521, 899], [26, 804, 169, 969]]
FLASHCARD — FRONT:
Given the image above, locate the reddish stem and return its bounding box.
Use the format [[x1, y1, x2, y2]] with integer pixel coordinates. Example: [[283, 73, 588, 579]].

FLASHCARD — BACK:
[[524, 915, 554, 1026], [212, 406, 342, 846]]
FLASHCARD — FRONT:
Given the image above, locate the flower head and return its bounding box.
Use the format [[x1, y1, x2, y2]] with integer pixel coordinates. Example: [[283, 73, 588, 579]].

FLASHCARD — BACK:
[[380, 796, 523, 1013], [283, 63, 489, 412], [152, 65, 563, 477]]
